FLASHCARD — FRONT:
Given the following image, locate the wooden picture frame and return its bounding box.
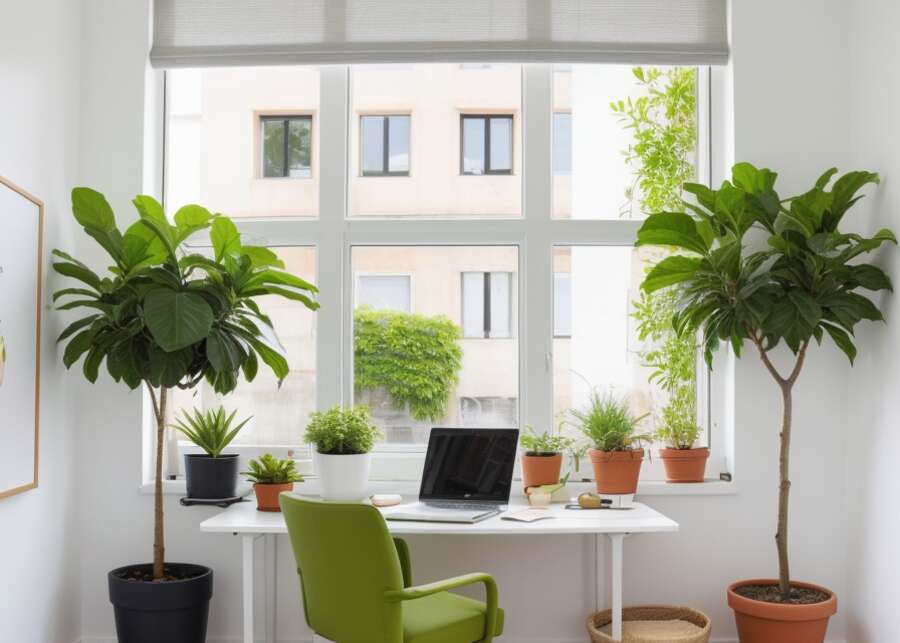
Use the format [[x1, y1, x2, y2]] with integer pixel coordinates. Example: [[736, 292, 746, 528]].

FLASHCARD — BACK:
[[0, 175, 43, 499]]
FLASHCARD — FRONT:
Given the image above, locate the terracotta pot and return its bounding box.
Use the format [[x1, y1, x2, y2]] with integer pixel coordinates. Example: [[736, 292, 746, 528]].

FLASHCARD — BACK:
[[588, 448, 644, 494], [727, 579, 837, 643], [521, 453, 562, 489], [660, 447, 709, 483], [253, 482, 294, 512]]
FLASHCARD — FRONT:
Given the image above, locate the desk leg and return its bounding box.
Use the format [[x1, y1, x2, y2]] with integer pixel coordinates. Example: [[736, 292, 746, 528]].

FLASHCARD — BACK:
[[242, 534, 255, 643], [608, 533, 626, 642], [265, 534, 277, 643]]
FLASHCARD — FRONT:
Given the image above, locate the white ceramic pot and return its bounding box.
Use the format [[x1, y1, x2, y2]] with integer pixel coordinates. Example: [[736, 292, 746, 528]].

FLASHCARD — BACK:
[[316, 452, 372, 501]]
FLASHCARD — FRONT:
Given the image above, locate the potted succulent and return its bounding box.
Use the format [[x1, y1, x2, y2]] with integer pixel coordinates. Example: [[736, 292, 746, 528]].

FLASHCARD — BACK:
[[569, 390, 650, 495], [519, 425, 573, 490], [52, 189, 318, 643], [636, 163, 895, 642], [172, 407, 251, 499], [304, 405, 382, 501], [242, 454, 303, 512], [656, 412, 707, 484]]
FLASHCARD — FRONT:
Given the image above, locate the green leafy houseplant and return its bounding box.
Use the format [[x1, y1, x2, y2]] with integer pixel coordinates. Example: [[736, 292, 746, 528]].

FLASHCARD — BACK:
[[520, 425, 573, 456], [569, 390, 651, 452], [636, 163, 895, 600], [172, 407, 251, 457], [53, 188, 318, 580], [354, 307, 462, 422], [242, 454, 303, 485], [304, 405, 383, 455]]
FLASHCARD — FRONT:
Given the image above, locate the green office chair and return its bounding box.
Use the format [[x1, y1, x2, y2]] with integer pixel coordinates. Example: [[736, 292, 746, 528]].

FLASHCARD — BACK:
[[280, 494, 504, 643]]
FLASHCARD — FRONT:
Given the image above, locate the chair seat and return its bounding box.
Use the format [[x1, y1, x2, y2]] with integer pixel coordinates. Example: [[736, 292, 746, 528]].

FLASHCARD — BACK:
[[403, 591, 505, 643]]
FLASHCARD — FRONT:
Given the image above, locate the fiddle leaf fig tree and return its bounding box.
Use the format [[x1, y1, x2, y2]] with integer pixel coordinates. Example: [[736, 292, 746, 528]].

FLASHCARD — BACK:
[[636, 163, 895, 600], [53, 188, 319, 580]]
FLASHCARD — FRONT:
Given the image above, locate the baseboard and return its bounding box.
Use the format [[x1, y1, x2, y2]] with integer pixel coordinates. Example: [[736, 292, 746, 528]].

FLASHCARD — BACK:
[[80, 637, 847, 643]]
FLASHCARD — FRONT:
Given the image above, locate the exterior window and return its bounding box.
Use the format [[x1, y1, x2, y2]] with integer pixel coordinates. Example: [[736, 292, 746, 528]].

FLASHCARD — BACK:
[[357, 275, 411, 312], [554, 272, 572, 337], [361, 115, 410, 176], [461, 115, 513, 175], [261, 115, 312, 178], [553, 112, 572, 175], [462, 272, 512, 339]]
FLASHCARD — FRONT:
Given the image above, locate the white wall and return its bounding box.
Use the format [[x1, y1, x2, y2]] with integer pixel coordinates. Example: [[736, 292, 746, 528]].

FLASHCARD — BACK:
[[71, 0, 864, 642], [844, 2, 900, 642], [0, 1, 84, 642]]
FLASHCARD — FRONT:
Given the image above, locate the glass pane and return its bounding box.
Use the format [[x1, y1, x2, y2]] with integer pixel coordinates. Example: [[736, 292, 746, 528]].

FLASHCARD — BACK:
[[489, 117, 512, 172], [350, 64, 522, 217], [553, 112, 572, 175], [287, 117, 312, 178], [262, 119, 285, 178], [461, 272, 485, 338], [169, 247, 317, 450], [552, 65, 700, 220], [488, 271, 511, 338], [554, 272, 572, 337], [166, 66, 320, 218], [387, 115, 410, 173], [353, 246, 519, 445], [361, 116, 386, 174], [357, 275, 411, 311], [462, 118, 486, 175]]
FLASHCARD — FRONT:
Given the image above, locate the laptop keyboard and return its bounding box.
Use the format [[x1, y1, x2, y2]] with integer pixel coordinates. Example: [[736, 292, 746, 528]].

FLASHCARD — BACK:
[[425, 502, 499, 512]]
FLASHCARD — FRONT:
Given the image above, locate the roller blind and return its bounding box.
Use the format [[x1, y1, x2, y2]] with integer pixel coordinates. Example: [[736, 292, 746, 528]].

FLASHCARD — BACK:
[[150, 0, 729, 68]]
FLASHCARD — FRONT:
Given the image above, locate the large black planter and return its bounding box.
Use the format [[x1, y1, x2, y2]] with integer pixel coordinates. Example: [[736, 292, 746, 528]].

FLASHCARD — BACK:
[[108, 563, 212, 643], [184, 453, 239, 499]]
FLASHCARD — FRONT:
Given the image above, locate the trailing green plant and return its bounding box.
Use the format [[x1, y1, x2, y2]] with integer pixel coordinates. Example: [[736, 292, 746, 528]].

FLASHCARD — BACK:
[[520, 425, 573, 456], [568, 389, 651, 452], [52, 188, 318, 580], [242, 453, 303, 485], [354, 307, 462, 422], [171, 406, 251, 457], [636, 162, 895, 600], [304, 405, 383, 455]]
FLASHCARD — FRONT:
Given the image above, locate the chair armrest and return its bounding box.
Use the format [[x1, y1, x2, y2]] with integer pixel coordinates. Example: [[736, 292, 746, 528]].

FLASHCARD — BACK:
[[393, 538, 412, 587], [385, 573, 499, 643]]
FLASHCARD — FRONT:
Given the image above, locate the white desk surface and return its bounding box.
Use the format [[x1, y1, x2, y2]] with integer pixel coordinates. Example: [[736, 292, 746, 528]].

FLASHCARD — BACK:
[[200, 497, 678, 536]]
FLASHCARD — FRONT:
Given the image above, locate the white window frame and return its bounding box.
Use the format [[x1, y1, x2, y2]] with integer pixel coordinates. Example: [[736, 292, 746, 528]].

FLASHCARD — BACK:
[[151, 64, 732, 487]]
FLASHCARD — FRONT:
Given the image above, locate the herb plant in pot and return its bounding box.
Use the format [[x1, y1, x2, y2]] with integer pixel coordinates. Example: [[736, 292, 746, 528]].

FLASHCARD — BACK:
[[53, 189, 318, 643], [243, 454, 303, 512], [519, 425, 572, 490], [636, 163, 895, 642], [304, 405, 382, 501], [570, 390, 650, 495], [173, 407, 251, 499]]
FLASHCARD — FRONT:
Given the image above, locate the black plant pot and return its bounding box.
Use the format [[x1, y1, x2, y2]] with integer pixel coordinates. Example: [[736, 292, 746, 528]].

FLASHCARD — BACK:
[[108, 563, 212, 643], [184, 453, 239, 499]]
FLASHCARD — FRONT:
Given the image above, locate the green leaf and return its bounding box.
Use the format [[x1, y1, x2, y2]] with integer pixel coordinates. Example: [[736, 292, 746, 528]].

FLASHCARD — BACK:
[[63, 329, 95, 368], [640, 256, 702, 293], [52, 261, 103, 290], [123, 218, 168, 268], [815, 168, 838, 190], [848, 264, 893, 292], [143, 289, 215, 352], [635, 213, 710, 255], [788, 290, 822, 327], [731, 162, 777, 194], [206, 328, 242, 373], [822, 323, 857, 365], [173, 204, 214, 244], [147, 346, 193, 388], [57, 316, 100, 342], [241, 246, 285, 269], [72, 187, 116, 231], [210, 217, 241, 262], [52, 287, 99, 302], [133, 195, 178, 263]]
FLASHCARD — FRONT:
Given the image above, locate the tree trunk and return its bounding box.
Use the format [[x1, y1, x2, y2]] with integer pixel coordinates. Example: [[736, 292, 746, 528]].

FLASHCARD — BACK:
[[776, 382, 793, 599], [152, 387, 168, 580]]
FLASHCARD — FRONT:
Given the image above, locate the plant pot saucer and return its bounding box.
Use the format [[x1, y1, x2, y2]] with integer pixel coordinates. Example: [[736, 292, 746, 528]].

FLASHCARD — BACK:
[[180, 494, 250, 508]]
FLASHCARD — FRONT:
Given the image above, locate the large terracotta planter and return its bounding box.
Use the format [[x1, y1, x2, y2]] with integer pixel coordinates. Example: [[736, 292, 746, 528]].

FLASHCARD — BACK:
[[727, 579, 837, 643], [521, 453, 562, 489], [253, 482, 294, 512], [660, 447, 709, 483], [589, 448, 644, 494]]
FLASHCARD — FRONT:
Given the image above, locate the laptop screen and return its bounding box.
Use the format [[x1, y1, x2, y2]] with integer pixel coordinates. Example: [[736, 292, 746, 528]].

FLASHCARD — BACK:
[[419, 428, 519, 502]]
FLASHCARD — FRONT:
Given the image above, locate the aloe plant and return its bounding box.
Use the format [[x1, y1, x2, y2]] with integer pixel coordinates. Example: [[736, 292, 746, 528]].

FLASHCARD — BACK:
[[172, 407, 251, 457], [53, 188, 318, 580]]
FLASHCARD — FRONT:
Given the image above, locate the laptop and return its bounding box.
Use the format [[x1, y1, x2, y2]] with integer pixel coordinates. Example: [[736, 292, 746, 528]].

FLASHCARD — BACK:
[[384, 427, 519, 524]]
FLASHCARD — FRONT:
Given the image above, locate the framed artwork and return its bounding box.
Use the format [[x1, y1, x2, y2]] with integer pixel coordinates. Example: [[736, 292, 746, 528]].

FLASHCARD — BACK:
[[0, 176, 43, 499]]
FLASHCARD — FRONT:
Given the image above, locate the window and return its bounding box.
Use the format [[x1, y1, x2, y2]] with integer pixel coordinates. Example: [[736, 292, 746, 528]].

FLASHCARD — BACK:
[[461, 115, 514, 175], [357, 275, 411, 311], [361, 115, 410, 176], [553, 112, 572, 175], [461, 272, 513, 339], [261, 115, 312, 178], [554, 272, 572, 338]]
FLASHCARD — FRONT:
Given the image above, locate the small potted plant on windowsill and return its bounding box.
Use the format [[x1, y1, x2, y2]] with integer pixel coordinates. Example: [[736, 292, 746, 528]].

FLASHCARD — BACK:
[[173, 407, 251, 499], [657, 406, 708, 484], [243, 454, 303, 512], [519, 425, 572, 490], [569, 390, 650, 495], [304, 405, 383, 501]]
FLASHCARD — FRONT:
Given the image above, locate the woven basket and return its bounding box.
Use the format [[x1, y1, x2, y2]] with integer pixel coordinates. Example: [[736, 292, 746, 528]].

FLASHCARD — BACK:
[[586, 606, 711, 643]]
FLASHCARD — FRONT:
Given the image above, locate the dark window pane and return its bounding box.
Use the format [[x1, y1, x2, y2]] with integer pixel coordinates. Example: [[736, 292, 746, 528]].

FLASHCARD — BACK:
[[553, 112, 572, 175], [288, 117, 311, 178], [361, 116, 385, 174], [489, 117, 512, 172], [462, 118, 485, 174], [262, 119, 285, 178], [388, 116, 410, 173]]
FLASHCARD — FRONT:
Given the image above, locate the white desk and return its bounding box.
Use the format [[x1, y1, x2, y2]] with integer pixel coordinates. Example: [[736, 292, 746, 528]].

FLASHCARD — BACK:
[[200, 499, 678, 643]]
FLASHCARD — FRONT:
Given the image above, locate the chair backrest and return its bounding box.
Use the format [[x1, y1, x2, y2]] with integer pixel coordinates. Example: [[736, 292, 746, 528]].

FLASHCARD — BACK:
[[281, 494, 405, 643]]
